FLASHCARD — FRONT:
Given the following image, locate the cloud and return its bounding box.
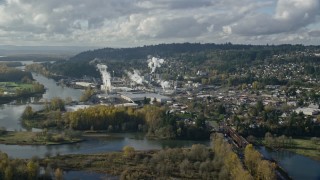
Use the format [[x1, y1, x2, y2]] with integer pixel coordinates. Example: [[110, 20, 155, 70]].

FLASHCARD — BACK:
[[136, 0, 213, 10], [0, 0, 319, 46], [231, 0, 320, 36], [308, 30, 320, 37]]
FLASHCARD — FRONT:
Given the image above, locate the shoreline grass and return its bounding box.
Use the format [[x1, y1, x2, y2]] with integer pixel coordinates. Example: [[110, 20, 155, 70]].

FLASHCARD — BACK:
[[285, 138, 320, 161], [260, 137, 320, 161], [0, 131, 83, 145]]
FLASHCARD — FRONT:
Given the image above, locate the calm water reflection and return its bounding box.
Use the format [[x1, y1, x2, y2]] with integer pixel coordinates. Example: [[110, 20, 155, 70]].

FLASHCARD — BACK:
[[0, 104, 43, 131], [32, 73, 83, 101], [0, 73, 82, 130], [0, 133, 210, 159], [259, 146, 320, 180]]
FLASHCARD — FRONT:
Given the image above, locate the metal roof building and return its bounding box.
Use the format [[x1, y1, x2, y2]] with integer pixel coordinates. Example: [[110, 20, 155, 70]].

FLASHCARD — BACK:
[[120, 92, 171, 103]]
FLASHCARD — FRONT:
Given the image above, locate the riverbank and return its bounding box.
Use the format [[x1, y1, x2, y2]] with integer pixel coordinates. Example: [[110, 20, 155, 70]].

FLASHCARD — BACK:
[[285, 138, 320, 161], [39, 144, 236, 179], [260, 138, 320, 161], [42, 151, 157, 178], [0, 81, 45, 104], [0, 131, 83, 145]]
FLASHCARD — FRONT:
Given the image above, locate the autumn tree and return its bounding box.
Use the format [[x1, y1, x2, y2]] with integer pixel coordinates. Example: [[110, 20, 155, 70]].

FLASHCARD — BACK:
[[55, 168, 63, 180], [27, 160, 39, 180], [257, 160, 276, 180], [80, 87, 94, 102], [22, 105, 34, 119], [244, 144, 276, 179], [123, 146, 135, 158], [4, 166, 13, 180], [244, 144, 261, 176]]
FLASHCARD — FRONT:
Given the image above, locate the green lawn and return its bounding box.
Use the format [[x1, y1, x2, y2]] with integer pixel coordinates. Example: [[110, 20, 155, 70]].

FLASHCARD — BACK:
[[0, 82, 34, 90], [261, 138, 320, 160], [288, 138, 320, 160]]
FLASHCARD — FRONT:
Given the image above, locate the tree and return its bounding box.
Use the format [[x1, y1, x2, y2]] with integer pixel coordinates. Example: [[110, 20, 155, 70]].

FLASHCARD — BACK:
[[27, 160, 38, 180], [252, 81, 262, 90], [179, 159, 191, 175], [256, 160, 276, 180], [225, 151, 253, 180], [256, 100, 264, 112], [50, 97, 65, 111], [241, 83, 248, 90], [188, 144, 209, 161], [195, 114, 206, 128], [4, 166, 13, 180], [80, 87, 94, 102], [217, 104, 226, 114], [232, 115, 241, 131], [247, 135, 256, 144], [244, 144, 261, 176], [123, 146, 135, 158], [21, 76, 32, 83], [143, 97, 150, 104], [265, 132, 274, 147], [54, 168, 63, 180], [22, 105, 34, 119], [311, 137, 320, 145]]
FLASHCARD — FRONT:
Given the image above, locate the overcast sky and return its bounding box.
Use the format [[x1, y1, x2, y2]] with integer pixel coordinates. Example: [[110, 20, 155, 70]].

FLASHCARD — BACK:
[[0, 0, 319, 47]]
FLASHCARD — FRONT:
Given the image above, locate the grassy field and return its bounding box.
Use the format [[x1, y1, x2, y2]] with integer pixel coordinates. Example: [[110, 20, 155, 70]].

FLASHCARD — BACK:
[[0, 131, 82, 145], [288, 138, 320, 160], [261, 138, 320, 160], [0, 82, 33, 89]]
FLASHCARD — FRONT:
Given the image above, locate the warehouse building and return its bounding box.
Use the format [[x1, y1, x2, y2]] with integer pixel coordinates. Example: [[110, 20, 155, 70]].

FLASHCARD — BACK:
[[120, 92, 171, 103]]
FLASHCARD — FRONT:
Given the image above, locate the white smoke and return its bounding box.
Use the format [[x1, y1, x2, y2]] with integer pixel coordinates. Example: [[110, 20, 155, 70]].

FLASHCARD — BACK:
[[160, 81, 170, 90], [147, 57, 165, 74], [89, 58, 101, 65], [97, 64, 112, 92], [126, 69, 144, 85]]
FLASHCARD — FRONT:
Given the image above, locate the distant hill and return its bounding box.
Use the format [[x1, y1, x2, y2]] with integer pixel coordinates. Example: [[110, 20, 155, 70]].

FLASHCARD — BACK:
[[48, 43, 320, 78], [0, 45, 99, 57], [68, 43, 316, 63], [69, 43, 255, 62]]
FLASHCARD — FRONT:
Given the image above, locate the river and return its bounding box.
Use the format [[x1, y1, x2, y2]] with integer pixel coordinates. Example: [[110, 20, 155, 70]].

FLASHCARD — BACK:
[[0, 133, 209, 159], [259, 147, 320, 180], [32, 72, 83, 100], [0, 73, 210, 159], [0, 72, 83, 131], [0, 69, 319, 179]]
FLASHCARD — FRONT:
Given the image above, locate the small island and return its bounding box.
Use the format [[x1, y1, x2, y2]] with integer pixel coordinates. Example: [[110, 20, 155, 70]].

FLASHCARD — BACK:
[[36, 134, 276, 180], [0, 63, 45, 104], [0, 130, 82, 145]]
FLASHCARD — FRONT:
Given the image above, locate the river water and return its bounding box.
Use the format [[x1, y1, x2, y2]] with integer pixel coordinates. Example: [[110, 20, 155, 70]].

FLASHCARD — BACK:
[[259, 147, 320, 180], [0, 68, 319, 179], [0, 73, 209, 159], [32, 72, 83, 100]]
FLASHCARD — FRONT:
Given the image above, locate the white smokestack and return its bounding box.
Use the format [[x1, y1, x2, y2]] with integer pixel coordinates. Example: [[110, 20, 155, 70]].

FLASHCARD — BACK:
[[147, 57, 165, 74], [97, 64, 112, 92], [126, 69, 144, 85]]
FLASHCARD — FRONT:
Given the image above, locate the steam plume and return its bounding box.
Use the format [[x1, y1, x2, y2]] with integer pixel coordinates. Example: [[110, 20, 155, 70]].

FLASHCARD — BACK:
[[126, 69, 144, 85], [97, 64, 112, 92], [160, 81, 170, 90], [148, 57, 165, 74]]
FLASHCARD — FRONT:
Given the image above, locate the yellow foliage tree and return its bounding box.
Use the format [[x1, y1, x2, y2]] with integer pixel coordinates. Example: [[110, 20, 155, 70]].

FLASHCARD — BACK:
[[27, 160, 38, 180], [123, 146, 135, 158], [55, 168, 63, 180], [257, 160, 276, 180]]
